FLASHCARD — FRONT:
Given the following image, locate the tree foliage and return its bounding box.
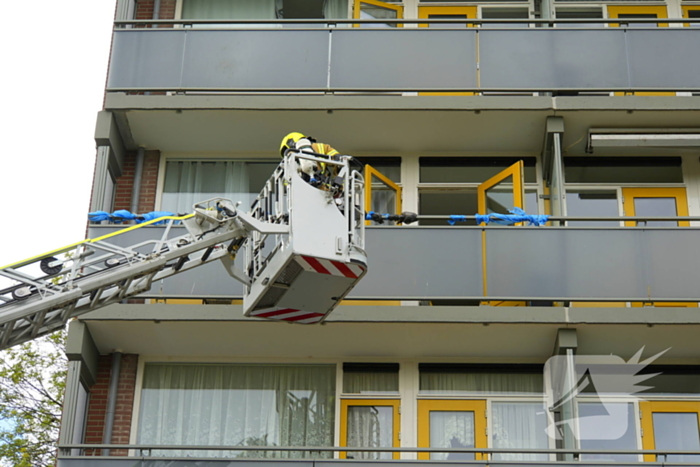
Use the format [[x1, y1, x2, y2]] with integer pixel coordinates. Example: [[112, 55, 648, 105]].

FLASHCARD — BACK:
[[0, 329, 66, 467]]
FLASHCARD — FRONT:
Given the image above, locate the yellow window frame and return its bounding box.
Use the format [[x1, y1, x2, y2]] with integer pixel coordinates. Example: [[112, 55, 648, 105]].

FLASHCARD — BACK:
[[364, 164, 402, 226], [417, 5, 477, 95], [417, 399, 488, 461], [607, 5, 668, 27], [608, 6, 670, 95], [682, 6, 700, 27], [339, 399, 401, 459], [622, 187, 689, 227], [478, 161, 525, 303], [354, 0, 404, 27], [623, 187, 696, 307], [476, 161, 525, 214], [477, 160, 525, 217], [640, 401, 700, 462], [418, 6, 477, 28]]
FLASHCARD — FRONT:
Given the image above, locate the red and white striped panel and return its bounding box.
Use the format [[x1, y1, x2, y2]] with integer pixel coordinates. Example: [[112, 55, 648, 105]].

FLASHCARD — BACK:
[[296, 256, 365, 279], [248, 307, 327, 324]]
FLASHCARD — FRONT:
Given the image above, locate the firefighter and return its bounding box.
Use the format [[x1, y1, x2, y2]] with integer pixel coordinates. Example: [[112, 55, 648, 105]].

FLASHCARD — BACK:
[[279, 132, 340, 187]]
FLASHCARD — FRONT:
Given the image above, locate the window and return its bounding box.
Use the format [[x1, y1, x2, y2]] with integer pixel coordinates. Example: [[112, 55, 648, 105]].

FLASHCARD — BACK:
[[563, 157, 683, 184], [420, 157, 536, 183], [607, 5, 668, 27], [579, 365, 700, 396], [362, 157, 401, 183], [354, 0, 403, 27], [137, 363, 336, 457], [418, 6, 477, 28], [418, 400, 487, 460], [480, 8, 529, 28], [340, 399, 400, 459], [181, 0, 349, 21], [421, 0, 527, 2], [419, 364, 544, 395], [161, 160, 277, 213], [565, 190, 619, 227], [492, 402, 549, 461], [640, 401, 700, 463], [578, 402, 639, 463], [364, 161, 402, 225], [343, 363, 399, 394], [418, 157, 537, 226], [554, 8, 603, 28], [682, 7, 700, 27]]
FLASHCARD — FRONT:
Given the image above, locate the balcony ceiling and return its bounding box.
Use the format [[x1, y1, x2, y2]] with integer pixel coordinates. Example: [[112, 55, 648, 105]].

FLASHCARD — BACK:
[[106, 94, 700, 156], [81, 305, 700, 361]]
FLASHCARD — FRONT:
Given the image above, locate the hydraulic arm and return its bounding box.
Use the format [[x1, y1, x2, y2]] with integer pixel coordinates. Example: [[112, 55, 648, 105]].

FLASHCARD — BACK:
[[0, 152, 367, 351]]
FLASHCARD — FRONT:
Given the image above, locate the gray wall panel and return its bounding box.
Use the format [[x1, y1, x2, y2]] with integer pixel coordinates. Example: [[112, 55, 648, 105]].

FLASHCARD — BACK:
[[626, 29, 700, 90], [479, 29, 629, 90], [329, 30, 477, 89], [643, 229, 700, 300], [349, 228, 483, 298], [87, 226, 700, 300], [107, 28, 700, 92], [181, 30, 329, 89], [486, 229, 647, 299], [108, 30, 185, 89]]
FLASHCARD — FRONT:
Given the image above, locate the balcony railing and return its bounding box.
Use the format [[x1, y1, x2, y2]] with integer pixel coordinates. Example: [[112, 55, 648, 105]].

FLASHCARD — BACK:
[[57, 444, 700, 467], [87, 218, 700, 303], [106, 19, 700, 94]]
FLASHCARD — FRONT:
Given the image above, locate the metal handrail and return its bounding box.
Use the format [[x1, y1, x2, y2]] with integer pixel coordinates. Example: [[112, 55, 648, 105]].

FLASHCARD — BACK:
[[417, 215, 700, 222], [57, 443, 700, 456], [114, 18, 696, 26]]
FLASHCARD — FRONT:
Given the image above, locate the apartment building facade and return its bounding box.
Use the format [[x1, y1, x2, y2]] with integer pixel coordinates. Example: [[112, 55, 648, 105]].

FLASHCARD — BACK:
[[57, 0, 700, 465]]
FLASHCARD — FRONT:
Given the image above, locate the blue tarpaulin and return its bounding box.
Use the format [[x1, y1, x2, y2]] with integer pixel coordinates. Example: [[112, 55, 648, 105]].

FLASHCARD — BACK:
[[88, 210, 177, 225], [450, 208, 549, 226], [366, 208, 549, 226]]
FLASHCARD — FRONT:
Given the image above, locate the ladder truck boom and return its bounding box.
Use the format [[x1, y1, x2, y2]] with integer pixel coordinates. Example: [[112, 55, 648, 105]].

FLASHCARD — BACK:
[[0, 152, 368, 351]]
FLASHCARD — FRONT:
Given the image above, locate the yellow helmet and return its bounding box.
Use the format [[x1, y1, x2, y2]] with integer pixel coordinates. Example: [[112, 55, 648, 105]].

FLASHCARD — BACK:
[[280, 132, 306, 157]]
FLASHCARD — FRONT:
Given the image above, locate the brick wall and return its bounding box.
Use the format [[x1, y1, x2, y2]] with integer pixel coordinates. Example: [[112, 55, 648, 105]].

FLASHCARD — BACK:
[[138, 152, 160, 213], [113, 150, 160, 213], [134, 0, 154, 20], [135, 0, 177, 21], [84, 354, 139, 456], [160, 0, 177, 20]]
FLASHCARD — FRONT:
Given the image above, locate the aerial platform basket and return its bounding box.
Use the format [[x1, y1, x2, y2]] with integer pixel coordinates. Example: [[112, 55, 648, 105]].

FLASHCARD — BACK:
[[0, 153, 366, 350], [240, 151, 367, 324]]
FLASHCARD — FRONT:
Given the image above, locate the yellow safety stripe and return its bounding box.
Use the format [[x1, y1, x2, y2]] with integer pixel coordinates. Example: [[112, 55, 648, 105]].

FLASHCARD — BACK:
[[0, 214, 195, 271]]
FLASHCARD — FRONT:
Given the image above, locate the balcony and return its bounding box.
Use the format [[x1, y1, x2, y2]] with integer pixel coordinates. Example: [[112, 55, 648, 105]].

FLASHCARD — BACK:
[[108, 19, 700, 94], [86, 223, 700, 303], [56, 444, 700, 466], [101, 19, 700, 155]]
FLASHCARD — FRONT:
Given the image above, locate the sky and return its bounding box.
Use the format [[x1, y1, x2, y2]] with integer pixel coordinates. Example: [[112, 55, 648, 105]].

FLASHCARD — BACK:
[[0, 1, 117, 269]]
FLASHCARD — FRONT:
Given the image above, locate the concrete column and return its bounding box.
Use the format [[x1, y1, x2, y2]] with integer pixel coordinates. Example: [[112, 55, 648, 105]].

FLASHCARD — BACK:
[[549, 328, 578, 461], [58, 360, 83, 456], [89, 147, 111, 213]]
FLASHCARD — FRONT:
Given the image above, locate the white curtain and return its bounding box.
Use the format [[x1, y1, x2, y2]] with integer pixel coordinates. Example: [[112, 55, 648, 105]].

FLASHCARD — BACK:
[[420, 372, 543, 395], [324, 0, 348, 19], [182, 0, 277, 19], [492, 402, 548, 461], [429, 411, 475, 460], [343, 372, 399, 394], [138, 364, 336, 458], [347, 406, 393, 459], [161, 160, 251, 213], [369, 187, 397, 224]]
